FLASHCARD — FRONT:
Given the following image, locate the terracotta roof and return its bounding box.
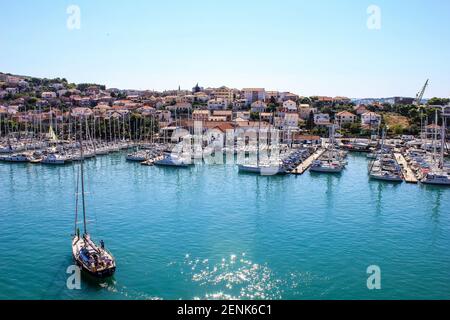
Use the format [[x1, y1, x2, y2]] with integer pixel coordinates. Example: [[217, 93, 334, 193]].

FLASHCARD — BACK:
[[293, 134, 321, 140], [336, 111, 356, 116], [211, 123, 235, 132]]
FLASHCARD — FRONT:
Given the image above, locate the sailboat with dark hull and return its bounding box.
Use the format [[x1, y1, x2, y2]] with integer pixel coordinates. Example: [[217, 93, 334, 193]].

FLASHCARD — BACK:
[[72, 131, 116, 278]]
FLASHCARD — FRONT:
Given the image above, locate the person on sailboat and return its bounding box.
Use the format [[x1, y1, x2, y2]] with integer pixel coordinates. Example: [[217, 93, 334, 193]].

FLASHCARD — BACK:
[[100, 240, 105, 250]]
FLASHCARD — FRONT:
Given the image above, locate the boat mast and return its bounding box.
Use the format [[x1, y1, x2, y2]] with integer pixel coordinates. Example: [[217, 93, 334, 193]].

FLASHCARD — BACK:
[[257, 112, 261, 167], [78, 118, 88, 235], [439, 106, 446, 169], [433, 109, 438, 163], [74, 166, 80, 235]]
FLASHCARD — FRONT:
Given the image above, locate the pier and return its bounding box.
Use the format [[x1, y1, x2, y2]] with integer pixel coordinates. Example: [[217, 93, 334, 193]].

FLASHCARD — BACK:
[[291, 148, 325, 175], [394, 153, 418, 184]]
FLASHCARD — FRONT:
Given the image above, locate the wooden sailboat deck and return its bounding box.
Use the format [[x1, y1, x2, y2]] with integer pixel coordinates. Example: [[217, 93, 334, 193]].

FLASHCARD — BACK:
[[291, 148, 325, 175], [141, 155, 164, 166], [394, 153, 418, 184]]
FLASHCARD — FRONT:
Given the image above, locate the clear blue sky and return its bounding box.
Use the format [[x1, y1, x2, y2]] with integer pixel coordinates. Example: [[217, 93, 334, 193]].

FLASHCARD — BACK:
[[1, 0, 449, 98]]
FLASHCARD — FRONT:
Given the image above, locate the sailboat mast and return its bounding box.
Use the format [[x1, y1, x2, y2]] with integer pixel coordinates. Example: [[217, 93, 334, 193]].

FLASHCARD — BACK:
[[257, 113, 261, 166], [74, 166, 80, 235], [440, 107, 446, 169], [79, 118, 88, 235], [433, 109, 438, 162]]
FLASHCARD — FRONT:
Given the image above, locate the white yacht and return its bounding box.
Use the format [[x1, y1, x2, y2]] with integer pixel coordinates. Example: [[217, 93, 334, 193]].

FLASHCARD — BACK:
[[369, 169, 403, 182], [95, 147, 109, 155], [154, 153, 192, 167], [0, 153, 30, 162], [238, 164, 286, 175], [41, 153, 68, 165], [126, 151, 148, 162], [0, 145, 13, 154], [421, 172, 450, 185], [420, 106, 450, 186], [310, 160, 344, 173]]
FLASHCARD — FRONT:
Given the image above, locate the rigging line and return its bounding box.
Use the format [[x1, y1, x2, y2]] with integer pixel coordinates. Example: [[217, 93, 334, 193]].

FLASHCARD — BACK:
[[83, 153, 100, 237], [74, 165, 80, 236], [84, 149, 100, 237]]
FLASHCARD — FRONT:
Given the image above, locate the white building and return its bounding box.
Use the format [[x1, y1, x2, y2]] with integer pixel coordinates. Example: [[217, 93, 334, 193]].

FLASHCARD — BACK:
[[284, 113, 299, 129], [235, 111, 250, 120], [7, 105, 20, 115], [42, 91, 57, 99], [314, 113, 330, 125], [250, 101, 267, 113], [361, 112, 381, 126], [71, 107, 93, 117], [192, 110, 210, 121], [242, 88, 265, 105], [5, 87, 18, 95], [212, 86, 235, 101], [194, 92, 210, 103], [276, 113, 299, 130], [232, 99, 248, 110], [282, 100, 297, 112], [207, 98, 228, 110], [335, 111, 357, 126], [166, 102, 192, 112]]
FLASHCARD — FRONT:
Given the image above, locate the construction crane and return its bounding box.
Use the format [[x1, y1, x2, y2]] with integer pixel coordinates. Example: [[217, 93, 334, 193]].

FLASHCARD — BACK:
[[415, 79, 429, 106], [415, 79, 429, 140]]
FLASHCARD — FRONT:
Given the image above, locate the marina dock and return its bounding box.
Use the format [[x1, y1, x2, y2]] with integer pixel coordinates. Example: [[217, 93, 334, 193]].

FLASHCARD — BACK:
[[291, 148, 325, 175], [394, 153, 418, 184]]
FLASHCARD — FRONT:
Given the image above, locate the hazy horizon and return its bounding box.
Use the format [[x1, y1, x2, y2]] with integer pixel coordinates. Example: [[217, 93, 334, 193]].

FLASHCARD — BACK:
[[1, 0, 449, 98]]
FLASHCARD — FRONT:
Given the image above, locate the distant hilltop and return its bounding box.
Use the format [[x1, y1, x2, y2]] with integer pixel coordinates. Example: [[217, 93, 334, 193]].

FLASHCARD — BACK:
[[353, 97, 428, 106]]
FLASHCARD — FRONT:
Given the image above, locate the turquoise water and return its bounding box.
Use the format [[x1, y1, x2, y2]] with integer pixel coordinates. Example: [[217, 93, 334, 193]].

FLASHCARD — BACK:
[[0, 153, 449, 300]]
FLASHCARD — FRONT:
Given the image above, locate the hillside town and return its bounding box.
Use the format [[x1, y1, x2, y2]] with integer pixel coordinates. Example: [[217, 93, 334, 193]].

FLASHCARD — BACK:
[[1, 72, 449, 146], [1, 71, 449, 184]]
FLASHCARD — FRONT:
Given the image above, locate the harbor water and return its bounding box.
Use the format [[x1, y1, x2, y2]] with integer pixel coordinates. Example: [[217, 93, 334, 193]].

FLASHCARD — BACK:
[[0, 153, 449, 299]]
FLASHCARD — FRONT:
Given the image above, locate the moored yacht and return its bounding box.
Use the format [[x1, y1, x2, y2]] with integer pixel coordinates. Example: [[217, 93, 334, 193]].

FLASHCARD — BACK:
[[154, 153, 192, 167], [41, 153, 69, 165], [421, 172, 450, 185], [126, 150, 148, 162], [238, 164, 287, 175], [310, 159, 344, 173], [0, 153, 31, 162], [310, 124, 346, 174], [369, 168, 403, 182]]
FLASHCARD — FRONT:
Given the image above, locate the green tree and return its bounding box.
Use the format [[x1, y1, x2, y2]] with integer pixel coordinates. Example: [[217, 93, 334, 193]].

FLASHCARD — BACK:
[[390, 124, 404, 135], [267, 103, 277, 113], [250, 112, 260, 121], [349, 123, 361, 135], [427, 97, 450, 106]]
